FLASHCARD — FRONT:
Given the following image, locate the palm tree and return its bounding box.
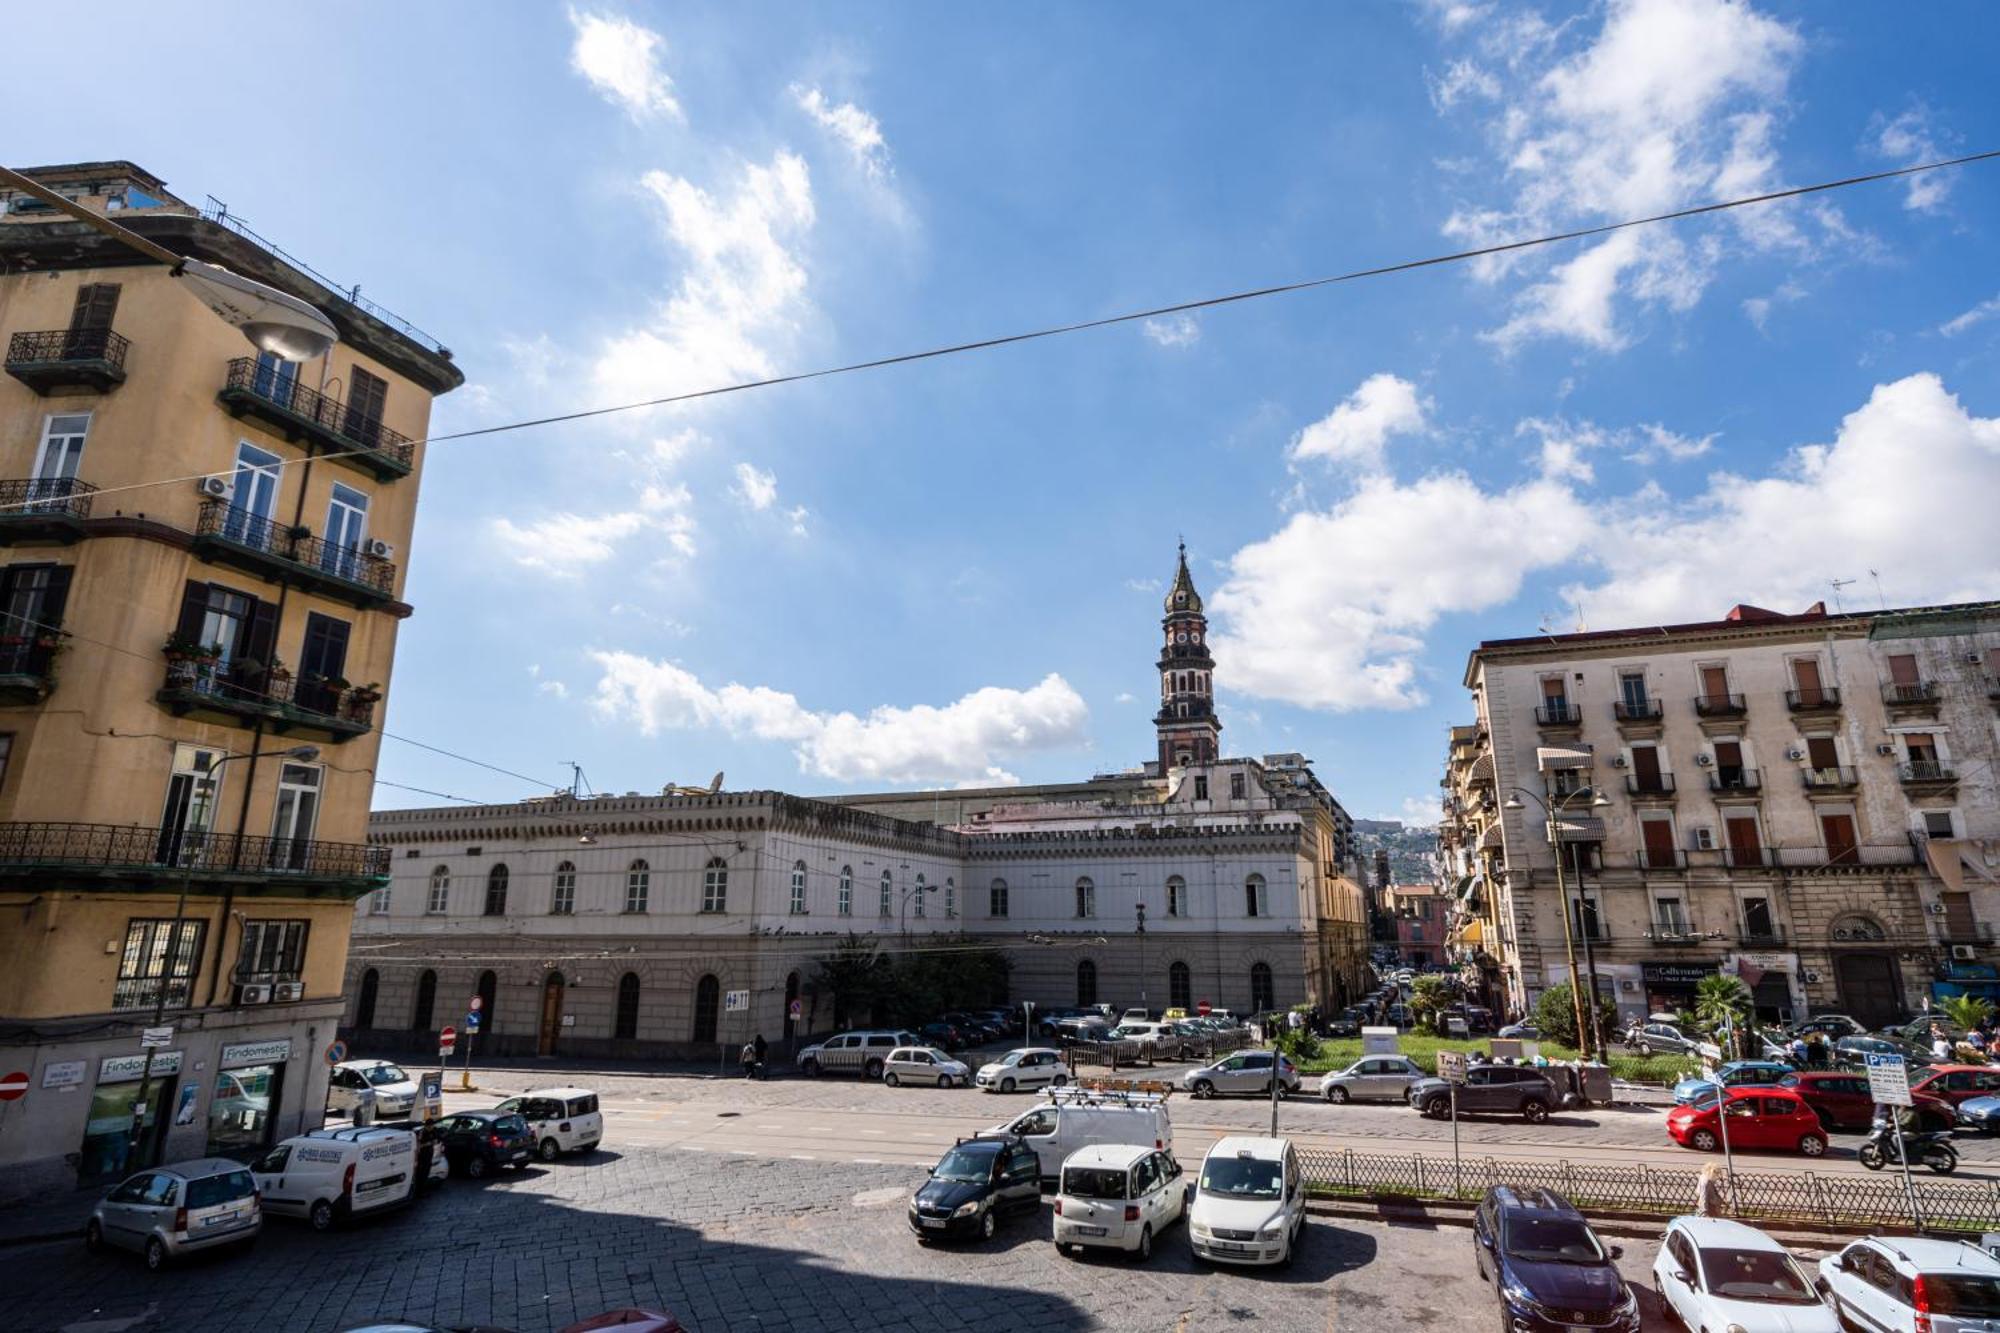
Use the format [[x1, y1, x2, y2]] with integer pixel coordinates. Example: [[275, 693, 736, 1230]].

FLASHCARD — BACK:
[[1940, 994, 1994, 1034], [1410, 975, 1455, 1035], [1694, 975, 1753, 1059]]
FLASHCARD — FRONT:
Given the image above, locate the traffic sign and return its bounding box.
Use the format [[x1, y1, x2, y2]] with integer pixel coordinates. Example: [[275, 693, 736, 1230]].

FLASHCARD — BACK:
[[787, 999, 802, 1021], [1197, 1000, 1212, 1016], [0, 1070, 27, 1102], [1436, 1051, 1469, 1085], [465, 1010, 481, 1031], [324, 1040, 347, 1067], [438, 1025, 457, 1056], [724, 989, 749, 1013], [1866, 1052, 1913, 1107], [469, 996, 483, 1012], [140, 1026, 174, 1049]]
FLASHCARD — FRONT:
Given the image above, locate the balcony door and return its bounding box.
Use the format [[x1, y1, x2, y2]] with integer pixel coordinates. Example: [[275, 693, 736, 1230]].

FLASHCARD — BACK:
[[1725, 815, 1762, 867], [1805, 735, 1840, 776], [157, 743, 225, 866], [1631, 744, 1664, 793], [1620, 672, 1649, 711], [296, 613, 351, 716], [250, 351, 299, 404], [1820, 813, 1859, 865], [322, 484, 368, 580], [1942, 892, 1976, 944], [1713, 740, 1746, 789], [1640, 816, 1677, 868], [227, 442, 282, 547], [1699, 666, 1729, 709], [0, 564, 72, 662], [33, 413, 89, 489], [1791, 657, 1825, 704], [268, 762, 323, 870]]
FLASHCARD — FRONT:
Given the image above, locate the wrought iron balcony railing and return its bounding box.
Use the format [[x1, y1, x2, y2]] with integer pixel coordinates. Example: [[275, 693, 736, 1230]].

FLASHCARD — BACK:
[[1693, 692, 1747, 717], [1709, 767, 1761, 793], [1613, 699, 1663, 723], [1785, 686, 1841, 711], [159, 656, 377, 739], [1940, 921, 1996, 946], [1801, 766, 1859, 791], [1900, 761, 1957, 785], [1883, 681, 1940, 708], [193, 498, 395, 600], [0, 633, 60, 681], [1534, 702, 1579, 726], [1634, 848, 1687, 870], [0, 821, 390, 880], [1739, 923, 1788, 946], [0, 476, 97, 522], [1625, 773, 1676, 797], [5, 328, 131, 395], [220, 357, 415, 477]]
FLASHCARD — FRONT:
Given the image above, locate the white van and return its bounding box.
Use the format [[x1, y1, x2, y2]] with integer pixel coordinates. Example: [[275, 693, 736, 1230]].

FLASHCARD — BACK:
[[492, 1087, 604, 1161], [1187, 1135, 1306, 1267], [252, 1126, 421, 1230], [988, 1089, 1173, 1182]]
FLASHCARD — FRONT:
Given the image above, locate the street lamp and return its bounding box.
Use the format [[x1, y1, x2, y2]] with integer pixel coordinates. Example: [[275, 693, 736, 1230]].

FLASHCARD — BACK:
[[1136, 901, 1148, 1015], [130, 744, 321, 1159], [1504, 784, 1612, 1060], [899, 881, 937, 938]]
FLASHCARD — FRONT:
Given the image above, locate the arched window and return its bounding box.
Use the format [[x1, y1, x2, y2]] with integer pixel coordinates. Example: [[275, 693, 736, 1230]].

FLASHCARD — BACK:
[[484, 864, 509, 916], [410, 969, 437, 1031], [879, 870, 893, 917], [355, 967, 379, 1028], [989, 878, 1009, 918], [1245, 874, 1267, 919], [476, 969, 498, 1029], [551, 861, 576, 915], [1076, 959, 1098, 1007], [702, 857, 728, 913], [1166, 875, 1186, 918], [1075, 876, 1096, 919], [837, 866, 853, 917], [1831, 915, 1887, 942], [625, 859, 650, 913], [1169, 961, 1192, 1013], [692, 974, 720, 1043], [1249, 962, 1274, 1014], [615, 972, 641, 1041], [914, 873, 927, 918], [944, 877, 956, 919], [426, 866, 450, 915], [790, 861, 808, 915]]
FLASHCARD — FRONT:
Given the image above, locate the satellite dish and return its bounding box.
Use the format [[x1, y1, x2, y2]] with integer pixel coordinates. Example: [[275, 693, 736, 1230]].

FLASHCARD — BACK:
[[176, 258, 338, 361], [708, 771, 724, 793]]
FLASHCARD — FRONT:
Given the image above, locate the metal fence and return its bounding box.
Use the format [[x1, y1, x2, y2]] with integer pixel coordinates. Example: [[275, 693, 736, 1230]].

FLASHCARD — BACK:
[[1066, 1027, 1253, 1070], [1296, 1145, 2000, 1234]]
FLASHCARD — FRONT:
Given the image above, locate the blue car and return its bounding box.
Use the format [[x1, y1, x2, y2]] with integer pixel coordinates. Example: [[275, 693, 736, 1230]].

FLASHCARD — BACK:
[[1958, 1095, 2000, 1132], [1472, 1185, 1639, 1332], [1672, 1060, 1794, 1106]]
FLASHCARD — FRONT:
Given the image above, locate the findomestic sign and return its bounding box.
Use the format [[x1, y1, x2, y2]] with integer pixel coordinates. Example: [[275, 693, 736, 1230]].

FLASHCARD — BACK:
[[219, 1039, 292, 1067], [100, 1052, 183, 1082]]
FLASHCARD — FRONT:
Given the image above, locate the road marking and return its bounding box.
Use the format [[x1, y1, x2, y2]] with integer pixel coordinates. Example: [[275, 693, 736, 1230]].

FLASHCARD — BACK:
[[790, 1154, 815, 1160], [854, 1157, 881, 1164], [729, 1149, 753, 1155]]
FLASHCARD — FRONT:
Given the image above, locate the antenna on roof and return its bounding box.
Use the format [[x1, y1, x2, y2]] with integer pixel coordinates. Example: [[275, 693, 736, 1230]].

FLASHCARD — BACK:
[[564, 761, 591, 798], [1571, 600, 1588, 633], [1869, 569, 1888, 611], [1828, 577, 1856, 613]]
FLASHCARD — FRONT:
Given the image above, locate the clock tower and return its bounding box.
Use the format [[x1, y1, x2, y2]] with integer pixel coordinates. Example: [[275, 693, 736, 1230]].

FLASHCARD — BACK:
[[1155, 542, 1221, 772]]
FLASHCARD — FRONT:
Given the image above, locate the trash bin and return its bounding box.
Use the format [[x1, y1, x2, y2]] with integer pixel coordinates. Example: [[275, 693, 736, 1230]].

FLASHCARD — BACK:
[[1580, 1063, 1613, 1105], [1539, 1064, 1583, 1109]]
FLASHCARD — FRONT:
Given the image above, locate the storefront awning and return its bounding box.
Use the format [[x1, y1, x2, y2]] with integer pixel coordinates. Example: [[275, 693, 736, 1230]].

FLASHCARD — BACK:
[[1457, 920, 1485, 947], [1554, 815, 1606, 843], [1469, 752, 1495, 785], [1479, 823, 1504, 850]]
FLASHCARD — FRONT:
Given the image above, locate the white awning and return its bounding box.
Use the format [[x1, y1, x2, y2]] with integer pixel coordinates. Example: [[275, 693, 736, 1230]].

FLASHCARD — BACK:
[[1554, 816, 1607, 843], [1536, 745, 1595, 772]]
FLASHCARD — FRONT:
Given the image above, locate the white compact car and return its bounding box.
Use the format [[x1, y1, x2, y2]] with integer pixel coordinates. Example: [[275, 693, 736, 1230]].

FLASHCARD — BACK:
[[883, 1047, 971, 1088], [492, 1087, 603, 1161], [1819, 1236, 2000, 1333], [326, 1060, 420, 1120], [1052, 1143, 1187, 1260], [1188, 1136, 1306, 1267], [1654, 1217, 1835, 1332], [253, 1126, 423, 1230], [976, 1047, 1071, 1094]]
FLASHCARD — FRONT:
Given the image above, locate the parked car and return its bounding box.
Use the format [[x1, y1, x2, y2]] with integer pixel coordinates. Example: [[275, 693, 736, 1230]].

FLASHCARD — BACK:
[[1627, 1021, 1700, 1057], [1108, 1021, 1187, 1059], [1051, 1017, 1116, 1044], [86, 1159, 261, 1270], [1781, 1070, 1905, 1132], [1496, 1022, 1542, 1041], [1911, 1065, 2000, 1108], [1666, 1088, 1828, 1157], [1471, 1185, 1639, 1332], [434, 1109, 536, 1178], [1654, 1216, 1837, 1333], [1187, 1136, 1305, 1268], [326, 1060, 420, 1120], [492, 1087, 604, 1161], [1835, 1034, 1938, 1068], [1386, 1004, 1414, 1029], [1407, 1064, 1555, 1123], [1120, 1007, 1155, 1024], [1790, 1013, 1865, 1040], [1672, 1061, 1796, 1105], [917, 1023, 966, 1052], [884, 1046, 971, 1088], [1320, 1054, 1425, 1104], [1819, 1236, 2000, 1333], [908, 1135, 1042, 1243], [1052, 1144, 1187, 1260], [253, 1126, 423, 1230], [1326, 1010, 1361, 1038], [1035, 1007, 1090, 1037], [796, 1030, 921, 1079], [975, 1047, 1070, 1094], [988, 1090, 1173, 1182], [1180, 1051, 1300, 1100], [1955, 1095, 2000, 1133]]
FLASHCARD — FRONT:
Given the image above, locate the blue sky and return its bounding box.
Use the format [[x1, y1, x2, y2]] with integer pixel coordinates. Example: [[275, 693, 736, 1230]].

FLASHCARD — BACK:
[[10, 2, 2000, 824]]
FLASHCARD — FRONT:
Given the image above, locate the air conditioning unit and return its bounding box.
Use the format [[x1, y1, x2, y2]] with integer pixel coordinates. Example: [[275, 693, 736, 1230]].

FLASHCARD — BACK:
[[273, 981, 305, 1002], [1876, 743, 1897, 756], [1971, 652, 1987, 664], [1953, 945, 1978, 962], [1611, 754, 1628, 768], [364, 538, 394, 558], [1801, 969, 1822, 984], [1927, 902, 1948, 915], [1691, 827, 1716, 851], [1694, 753, 1714, 767], [197, 476, 230, 498], [238, 983, 273, 1004], [1785, 747, 1805, 762]]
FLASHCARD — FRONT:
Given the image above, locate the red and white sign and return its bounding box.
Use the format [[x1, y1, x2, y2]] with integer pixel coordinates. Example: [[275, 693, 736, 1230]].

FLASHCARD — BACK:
[[468, 996, 483, 1012], [438, 1026, 457, 1057], [0, 1070, 28, 1102], [1196, 1000, 1212, 1017]]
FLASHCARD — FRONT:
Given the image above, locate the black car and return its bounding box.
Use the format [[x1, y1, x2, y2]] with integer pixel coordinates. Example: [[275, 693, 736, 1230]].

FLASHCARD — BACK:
[[909, 1136, 1043, 1242], [435, 1110, 535, 1179], [920, 1022, 967, 1052], [1472, 1186, 1638, 1332]]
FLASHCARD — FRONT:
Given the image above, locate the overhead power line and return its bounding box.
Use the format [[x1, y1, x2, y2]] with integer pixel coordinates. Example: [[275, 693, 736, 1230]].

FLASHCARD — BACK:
[[11, 149, 1995, 516]]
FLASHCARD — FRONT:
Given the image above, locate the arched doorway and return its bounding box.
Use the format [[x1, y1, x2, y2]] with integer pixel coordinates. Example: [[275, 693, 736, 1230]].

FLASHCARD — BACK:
[[476, 970, 498, 1039], [692, 974, 720, 1044], [538, 971, 565, 1057], [784, 971, 800, 1043], [355, 968, 379, 1029]]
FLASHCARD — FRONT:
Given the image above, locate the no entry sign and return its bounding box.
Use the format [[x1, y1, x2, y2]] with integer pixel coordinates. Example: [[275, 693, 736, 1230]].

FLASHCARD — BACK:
[[438, 1025, 457, 1056], [0, 1070, 27, 1102]]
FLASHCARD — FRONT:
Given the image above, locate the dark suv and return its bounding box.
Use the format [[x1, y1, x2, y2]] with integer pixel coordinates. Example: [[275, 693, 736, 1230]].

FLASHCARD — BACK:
[[1408, 1064, 1557, 1123], [1472, 1186, 1638, 1331]]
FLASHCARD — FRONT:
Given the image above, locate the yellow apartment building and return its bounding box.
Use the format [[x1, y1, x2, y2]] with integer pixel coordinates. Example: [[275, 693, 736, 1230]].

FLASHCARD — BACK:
[[0, 161, 459, 1200]]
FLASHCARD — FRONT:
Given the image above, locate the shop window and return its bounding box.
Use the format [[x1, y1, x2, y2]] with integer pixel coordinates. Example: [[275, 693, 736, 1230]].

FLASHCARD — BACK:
[[207, 1060, 283, 1156]]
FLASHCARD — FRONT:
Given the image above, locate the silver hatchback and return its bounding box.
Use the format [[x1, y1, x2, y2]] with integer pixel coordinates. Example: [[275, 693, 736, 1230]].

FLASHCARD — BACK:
[[1182, 1051, 1301, 1099], [1320, 1054, 1425, 1103], [87, 1158, 262, 1270]]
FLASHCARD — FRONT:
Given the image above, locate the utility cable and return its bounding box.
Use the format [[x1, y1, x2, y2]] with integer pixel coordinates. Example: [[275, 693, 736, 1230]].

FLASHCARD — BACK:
[[7, 149, 1994, 515]]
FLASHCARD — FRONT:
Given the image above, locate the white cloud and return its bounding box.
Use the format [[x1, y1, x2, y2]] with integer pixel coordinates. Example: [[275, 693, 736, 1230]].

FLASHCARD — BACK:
[[567, 10, 682, 121], [1141, 314, 1201, 348], [1427, 59, 1500, 111], [1113, 691, 1136, 704], [490, 510, 652, 577], [791, 84, 892, 182], [589, 654, 1090, 785], [1288, 373, 1428, 471], [1742, 279, 1806, 332], [1870, 105, 1955, 211], [1124, 578, 1162, 594], [1521, 418, 1601, 483], [732, 462, 778, 511], [538, 679, 571, 700], [1623, 422, 1714, 464], [785, 505, 810, 537], [1397, 795, 1445, 827], [1940, 293, 2000, 338], [1518, 415, 1714, 476]]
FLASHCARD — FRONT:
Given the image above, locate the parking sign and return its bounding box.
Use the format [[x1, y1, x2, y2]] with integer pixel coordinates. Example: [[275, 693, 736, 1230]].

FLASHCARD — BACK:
[[1866, 1052, 1912, 1107], [1436, 1051, 1469, 1085]]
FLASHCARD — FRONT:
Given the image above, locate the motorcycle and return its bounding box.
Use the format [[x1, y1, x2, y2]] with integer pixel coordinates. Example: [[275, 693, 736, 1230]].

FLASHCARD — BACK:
[[1857, 1125, 1959, 1174]]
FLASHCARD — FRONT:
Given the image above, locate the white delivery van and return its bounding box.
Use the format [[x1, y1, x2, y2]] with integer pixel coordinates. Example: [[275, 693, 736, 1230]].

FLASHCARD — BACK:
[[252, 1126, 421, 1230], [988, 1088, 1174, 1182]]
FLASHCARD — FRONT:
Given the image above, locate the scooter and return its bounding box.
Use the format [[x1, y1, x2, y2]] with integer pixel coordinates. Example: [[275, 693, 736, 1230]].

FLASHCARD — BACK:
[[1857, 1125, 1959, 1174]]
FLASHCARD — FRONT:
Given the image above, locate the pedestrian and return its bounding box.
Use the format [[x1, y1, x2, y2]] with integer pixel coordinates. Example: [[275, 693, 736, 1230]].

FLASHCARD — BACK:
[[1695, 1162, 1727, 1218], [740, 1038, 759, 1080], [1789, 1035, 1809, 1067], [1933, 1032, 1953, 1063], [753, 1031, 769, 1071]]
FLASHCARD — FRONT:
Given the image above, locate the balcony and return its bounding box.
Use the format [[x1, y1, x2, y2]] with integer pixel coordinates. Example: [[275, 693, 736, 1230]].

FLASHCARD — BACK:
[[191, 499, 396, 609], [1625, 773, 1676, 799], [1738, 923, 1788, 947], [0, 477, 96, 545], [1882, 680, 1941, 716], [1785, 686, 1842, 713], [1709, 767, 1762, 795], [156, 656, 376, 743], [1534, 702, 1581, 728], [4, 327, 130, 394], [1634, 849, 1687, 871], [1801, 765, 1859, 793], [1722, 847, 1775, 870], [0, 821, 389, 892], [0, 633, 61, 704], [1693, 692, 1747, 718], [1899, 760, 1957, 792], [1773, 842, 1923, 872], [1941, 921, 1996, 947], [1613, 698, 1663, 724], [1646, 924, 1706, 947], [217, 357, 415, 481]]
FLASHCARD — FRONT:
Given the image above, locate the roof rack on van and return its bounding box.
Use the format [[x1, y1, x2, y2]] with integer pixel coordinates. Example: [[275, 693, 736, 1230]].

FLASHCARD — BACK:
[[954, 1131, 1026, 1147], [1054, 1083, 1171, 1105]]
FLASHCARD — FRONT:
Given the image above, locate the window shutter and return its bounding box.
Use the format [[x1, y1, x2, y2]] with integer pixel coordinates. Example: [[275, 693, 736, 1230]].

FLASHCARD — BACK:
[[40, 565, 72, 630], [175, 581, 211, 644], [244, 597, 280, 666], [349, 368, 388, 423], [69, 283, 122, 331]]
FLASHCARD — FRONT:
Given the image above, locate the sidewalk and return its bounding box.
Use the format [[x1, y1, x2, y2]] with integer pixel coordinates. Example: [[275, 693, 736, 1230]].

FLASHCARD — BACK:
[[0, 1188, 97, 1248]]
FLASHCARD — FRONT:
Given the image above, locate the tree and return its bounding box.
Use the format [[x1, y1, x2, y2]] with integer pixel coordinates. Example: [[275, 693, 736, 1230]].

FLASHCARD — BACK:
[[1694, 975, 1754, 1058], [1533, 982, 1617, 1050], [1940, 994, 1995, 1033], [811, 934, 893, 1029], [1410, 975, 1455, 1035]]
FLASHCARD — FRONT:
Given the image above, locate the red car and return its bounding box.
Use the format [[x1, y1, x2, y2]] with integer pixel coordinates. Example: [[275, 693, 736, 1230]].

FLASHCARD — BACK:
[[1909, 1064, 2000, 1107], [1666, 1087, 1828, 1157], [1780, 1071, 1956, 1132]]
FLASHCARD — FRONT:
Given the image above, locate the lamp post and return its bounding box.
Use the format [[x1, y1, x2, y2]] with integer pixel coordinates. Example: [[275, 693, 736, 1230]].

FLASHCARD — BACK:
[[1136, 901, 1148, 1015], [1504, 785, 1612, 1060], [899, 881, 937, 939], [130, 743, 320, 1161]]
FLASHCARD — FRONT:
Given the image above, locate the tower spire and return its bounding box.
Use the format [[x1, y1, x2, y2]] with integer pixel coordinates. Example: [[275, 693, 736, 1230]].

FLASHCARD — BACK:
[[1154, 541, 1219, 772]]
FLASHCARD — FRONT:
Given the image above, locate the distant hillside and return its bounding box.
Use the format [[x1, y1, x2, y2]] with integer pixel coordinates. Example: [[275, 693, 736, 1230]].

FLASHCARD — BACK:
[[1352, 819, 1438, 887]]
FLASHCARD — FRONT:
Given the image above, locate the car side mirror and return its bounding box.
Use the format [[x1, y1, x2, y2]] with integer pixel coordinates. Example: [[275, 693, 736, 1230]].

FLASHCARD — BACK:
[[1673, 1269, 1690, 1285], [1609, 1244, 1624, 1260]]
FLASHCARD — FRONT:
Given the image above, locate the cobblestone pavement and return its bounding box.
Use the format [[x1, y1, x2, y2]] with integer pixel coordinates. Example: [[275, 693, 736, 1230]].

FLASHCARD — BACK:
[[24, 1144, 1694, 1333]]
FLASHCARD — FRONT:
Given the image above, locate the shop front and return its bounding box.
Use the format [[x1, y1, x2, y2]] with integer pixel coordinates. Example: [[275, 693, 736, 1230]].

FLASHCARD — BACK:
[[79, 1051, 182, 1186], [1727, 952, 1800, 1025], [207, 1039, 291, 1158], [1642, 962, 1722, 1018]]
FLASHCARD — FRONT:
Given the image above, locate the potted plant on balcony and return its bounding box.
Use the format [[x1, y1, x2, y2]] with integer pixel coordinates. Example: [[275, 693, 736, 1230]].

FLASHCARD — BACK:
[[162, 635, 222, 687]]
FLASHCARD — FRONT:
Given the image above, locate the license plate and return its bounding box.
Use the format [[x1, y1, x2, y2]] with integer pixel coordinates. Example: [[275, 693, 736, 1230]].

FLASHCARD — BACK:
[[1073, 1225, 1107, 1237], [920, 1218, 945, 1229], [202, 1210, 239, 1228], [1213, 1241, 1248, 1252]]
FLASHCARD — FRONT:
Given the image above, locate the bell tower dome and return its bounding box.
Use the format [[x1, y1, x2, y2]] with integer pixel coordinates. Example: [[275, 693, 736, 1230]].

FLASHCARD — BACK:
[[1155, 542, 1220, 772]]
